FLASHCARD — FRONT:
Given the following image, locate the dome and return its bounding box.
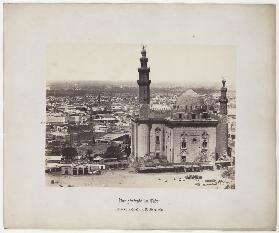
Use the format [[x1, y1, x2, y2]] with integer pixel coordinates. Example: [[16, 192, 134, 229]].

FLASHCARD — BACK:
[[176, 89, 204, 111]]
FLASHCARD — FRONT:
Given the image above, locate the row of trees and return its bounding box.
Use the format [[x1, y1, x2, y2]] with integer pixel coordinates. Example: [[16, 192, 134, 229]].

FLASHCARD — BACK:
[[61, 144, 131, 161]]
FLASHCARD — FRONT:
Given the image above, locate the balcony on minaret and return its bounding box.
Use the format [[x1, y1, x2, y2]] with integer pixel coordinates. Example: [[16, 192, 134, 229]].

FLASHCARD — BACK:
[[219, 95, 228, 103], [138, 67, 150, 75], [140, 57, 148, 68], [137, 79, 151, 85]]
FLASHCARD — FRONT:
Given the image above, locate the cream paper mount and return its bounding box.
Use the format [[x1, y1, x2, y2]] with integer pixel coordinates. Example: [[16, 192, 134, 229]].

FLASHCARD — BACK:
[[3, 3, 276, 230]]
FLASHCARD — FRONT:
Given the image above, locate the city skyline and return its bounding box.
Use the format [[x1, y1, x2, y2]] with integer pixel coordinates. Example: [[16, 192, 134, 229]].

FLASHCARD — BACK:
[[47, 44, 236, 89]]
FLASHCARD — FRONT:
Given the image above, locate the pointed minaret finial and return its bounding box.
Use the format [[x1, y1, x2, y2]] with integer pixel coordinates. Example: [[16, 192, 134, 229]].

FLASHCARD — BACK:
[[222, 76, 226, 87], [141, 45, 146, 57]]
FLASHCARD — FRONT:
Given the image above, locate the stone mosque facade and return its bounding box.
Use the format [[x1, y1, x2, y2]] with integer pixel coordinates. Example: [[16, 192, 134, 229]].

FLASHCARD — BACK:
[[131, 47, 229, 164]]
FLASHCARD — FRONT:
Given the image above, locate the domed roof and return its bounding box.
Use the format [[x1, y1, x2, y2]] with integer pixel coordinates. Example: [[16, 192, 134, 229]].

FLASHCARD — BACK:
[[176, 89, 204, 108]]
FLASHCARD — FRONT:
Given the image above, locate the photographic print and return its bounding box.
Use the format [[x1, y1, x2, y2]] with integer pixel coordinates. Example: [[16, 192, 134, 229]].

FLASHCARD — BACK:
[[45, 44, 236, 188], [4, 3, 275, 230]]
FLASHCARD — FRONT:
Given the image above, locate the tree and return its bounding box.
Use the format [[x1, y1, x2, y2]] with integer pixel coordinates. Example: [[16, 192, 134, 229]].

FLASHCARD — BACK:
[[61, 147, 78, 161], [86, 149, 93, 157], [124, 136, 131, 145], [104, 145, 122, 159], [124, 145, 131, 157]]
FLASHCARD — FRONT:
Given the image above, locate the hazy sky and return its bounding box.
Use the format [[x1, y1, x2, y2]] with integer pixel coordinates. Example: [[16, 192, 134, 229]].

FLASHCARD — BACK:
[[47, 44, 236, 88]]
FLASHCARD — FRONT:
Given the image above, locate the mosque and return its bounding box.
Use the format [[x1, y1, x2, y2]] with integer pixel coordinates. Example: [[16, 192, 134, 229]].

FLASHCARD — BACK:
[[131, 47, 229, 164]]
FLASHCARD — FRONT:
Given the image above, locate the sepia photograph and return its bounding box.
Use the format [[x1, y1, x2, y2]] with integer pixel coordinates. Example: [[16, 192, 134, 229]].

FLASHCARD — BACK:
[[45, 44, 236, 188], [4, 3, 275, 230]]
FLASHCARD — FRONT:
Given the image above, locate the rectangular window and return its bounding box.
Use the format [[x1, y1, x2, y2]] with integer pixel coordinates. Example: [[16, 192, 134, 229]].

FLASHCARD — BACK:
[[156, 136, 160, 145], [202, 140, 208, 148], [179, 113, 182, 119]]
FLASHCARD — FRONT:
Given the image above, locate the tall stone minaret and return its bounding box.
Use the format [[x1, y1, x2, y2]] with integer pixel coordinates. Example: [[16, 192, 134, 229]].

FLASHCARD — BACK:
[[137, 46, 151, 119], [219, 79, 228, 115], [216, 79, 229, 159], [136, 46, 151, 158]]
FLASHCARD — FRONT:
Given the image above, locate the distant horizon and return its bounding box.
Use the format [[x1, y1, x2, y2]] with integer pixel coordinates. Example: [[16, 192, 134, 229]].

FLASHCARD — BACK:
[[47, 44, 236, 90], [46, 79, 235, 91]]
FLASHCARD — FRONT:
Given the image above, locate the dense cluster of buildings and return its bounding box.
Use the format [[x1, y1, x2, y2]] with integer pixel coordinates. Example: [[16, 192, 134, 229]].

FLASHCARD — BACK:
[[45, 89, 134, 173]]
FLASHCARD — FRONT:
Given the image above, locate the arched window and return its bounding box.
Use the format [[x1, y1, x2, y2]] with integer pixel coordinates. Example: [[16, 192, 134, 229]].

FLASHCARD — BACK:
[[202, 132, 208, 139], [155, 127, 161, 133]]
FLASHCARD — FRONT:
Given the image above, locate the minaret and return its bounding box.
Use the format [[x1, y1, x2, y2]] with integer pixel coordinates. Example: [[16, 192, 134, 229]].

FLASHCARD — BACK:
[[216, 79, 229, 159], [97, 93, 101, 106], [219, 79, 228, 115], [138, 46, 151, 104], [136, 46, 151, 158], [137, 46, 151, 119]]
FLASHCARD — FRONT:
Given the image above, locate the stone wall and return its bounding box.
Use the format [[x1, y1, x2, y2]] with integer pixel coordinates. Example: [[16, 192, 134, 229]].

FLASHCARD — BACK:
[[137, 123, 150, 158], [171, 126, 216, 163], [132, 120, 220, 163], [165, 127, 174, 163]]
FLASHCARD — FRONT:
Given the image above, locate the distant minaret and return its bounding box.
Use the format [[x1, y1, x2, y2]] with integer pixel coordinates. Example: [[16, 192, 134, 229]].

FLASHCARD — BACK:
[[219, 79, 228, 115], [216, 79, 229, 159], [137, 46, 151, 118], [97, 93, 101, 105]]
